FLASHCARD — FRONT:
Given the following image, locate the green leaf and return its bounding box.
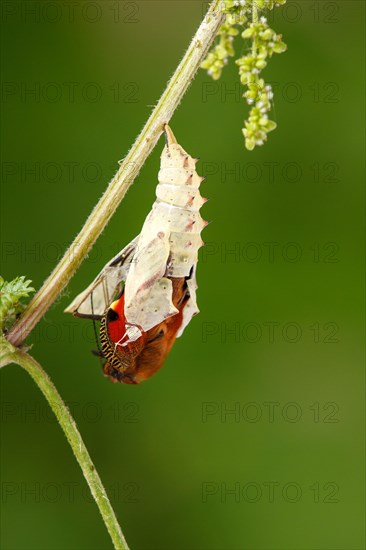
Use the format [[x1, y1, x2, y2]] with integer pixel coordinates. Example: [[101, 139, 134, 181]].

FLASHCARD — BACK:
[[0, 276, 35, 333]]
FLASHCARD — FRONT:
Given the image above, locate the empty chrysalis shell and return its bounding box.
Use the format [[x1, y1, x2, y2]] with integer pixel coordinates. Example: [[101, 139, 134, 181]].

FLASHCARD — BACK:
[[123, 125, 206, 341]]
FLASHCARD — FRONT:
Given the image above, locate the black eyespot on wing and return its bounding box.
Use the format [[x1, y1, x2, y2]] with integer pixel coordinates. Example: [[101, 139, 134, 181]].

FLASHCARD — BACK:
[[106, 308, 119, 322]]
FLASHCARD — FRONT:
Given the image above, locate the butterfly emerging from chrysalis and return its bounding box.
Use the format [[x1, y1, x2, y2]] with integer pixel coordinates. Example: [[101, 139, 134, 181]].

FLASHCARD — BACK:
[[65, 125, 207, 384]]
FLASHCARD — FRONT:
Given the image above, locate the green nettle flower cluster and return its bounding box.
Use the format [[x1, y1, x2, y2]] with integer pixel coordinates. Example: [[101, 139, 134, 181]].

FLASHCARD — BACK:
[[200, 2, 248, 81], [201, 0, 287, 150], [0, 276, 34, 332]]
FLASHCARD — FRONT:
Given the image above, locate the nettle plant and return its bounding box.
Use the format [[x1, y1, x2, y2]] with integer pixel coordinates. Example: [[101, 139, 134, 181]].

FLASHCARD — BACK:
[[202, 0, 287, 149], [1, 1, 286, 548]]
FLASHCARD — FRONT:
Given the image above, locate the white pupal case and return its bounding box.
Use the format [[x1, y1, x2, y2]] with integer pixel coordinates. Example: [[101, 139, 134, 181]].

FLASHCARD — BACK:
[[65, 126, 206, 345], [123, 126, 206, 342]]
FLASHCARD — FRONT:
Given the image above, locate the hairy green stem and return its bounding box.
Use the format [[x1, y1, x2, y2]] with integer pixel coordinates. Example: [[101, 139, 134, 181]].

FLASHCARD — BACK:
[[6, 0, 225, 348], [252, 1, 258, 55], [0, 337, 129, 549]]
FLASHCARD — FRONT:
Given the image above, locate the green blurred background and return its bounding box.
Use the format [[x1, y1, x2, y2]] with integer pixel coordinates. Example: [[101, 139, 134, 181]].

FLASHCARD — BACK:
[[1, 1, 364, 549]]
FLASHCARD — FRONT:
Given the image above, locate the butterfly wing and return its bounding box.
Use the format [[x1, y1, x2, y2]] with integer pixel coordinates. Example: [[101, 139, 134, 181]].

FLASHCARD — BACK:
[[124, 228, 179, 335], [64, 236, 139, 318]]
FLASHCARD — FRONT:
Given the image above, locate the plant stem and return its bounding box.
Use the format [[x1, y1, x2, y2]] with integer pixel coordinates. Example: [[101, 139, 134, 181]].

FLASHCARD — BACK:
[[252, 1, 259, 55], [6, 0, 225, 348], [0, 337, 129, 550]]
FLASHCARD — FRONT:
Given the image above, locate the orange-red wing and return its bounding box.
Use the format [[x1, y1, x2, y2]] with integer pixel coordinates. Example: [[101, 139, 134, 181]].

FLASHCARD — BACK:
[[103, 278, 189, 384]]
